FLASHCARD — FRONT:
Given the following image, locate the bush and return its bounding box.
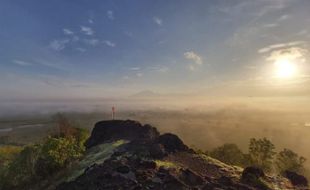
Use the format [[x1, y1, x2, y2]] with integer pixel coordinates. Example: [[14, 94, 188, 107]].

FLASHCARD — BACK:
[[248, 138, 276, 171], [0, 135, 87, 189], [45, 137, 83, 165], [0, 145, 41, 189], [276, 148, 306, 174], [209, 143, 246, 166], [0, 146, 22, 167]]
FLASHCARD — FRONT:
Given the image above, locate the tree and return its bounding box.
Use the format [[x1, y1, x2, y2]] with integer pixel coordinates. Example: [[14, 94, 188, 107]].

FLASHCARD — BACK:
[[248, 138, 276, 171], [209, 143, 246, 166], [276, 148, 306, 174], [53, 113, 78, 138]]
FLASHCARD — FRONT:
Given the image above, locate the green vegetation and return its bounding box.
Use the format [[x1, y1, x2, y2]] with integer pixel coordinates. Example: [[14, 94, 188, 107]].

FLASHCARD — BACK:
[[0, 146, 22, 166], [208, 138, 306, 175], [0, 113, 90, 190], [209, 143, 245, 167], [276, 148, 306, 174], [248, 138, 276, 171], [155, 160, 179, 169]]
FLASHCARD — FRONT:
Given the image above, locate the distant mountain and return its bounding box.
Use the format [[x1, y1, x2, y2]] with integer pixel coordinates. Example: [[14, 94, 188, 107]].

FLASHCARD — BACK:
[[129, 90, 161, 98]]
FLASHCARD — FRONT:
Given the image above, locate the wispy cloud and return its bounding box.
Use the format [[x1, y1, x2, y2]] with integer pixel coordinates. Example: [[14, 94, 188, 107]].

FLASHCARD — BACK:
[[63, 28, 74, 35], [88, 19, 94, 24], [148, 66, 169, 73], [153, 17, 163, 26], [84, 39, 100, 46], [278, 14, 290, 22], [184, 51, 203, 65], [266, 47, 308, 63], [258, 41, 305, 54], [189, 65, 195, 71], [107, 10, 114, 20], [130, 67, 140, 71], [12, 60, 33, 66], [262, 23, 279, 28], [76, 47, 86, 52], [49, 39, 70, 51], [136, 73, 143, 77], [80, 26, 94, 35], [103, 40, 116, 47]]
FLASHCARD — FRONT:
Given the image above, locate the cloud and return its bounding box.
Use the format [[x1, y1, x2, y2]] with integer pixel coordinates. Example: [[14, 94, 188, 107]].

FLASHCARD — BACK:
[[49, 39, 70, 51], [136, 73, 143, 77], [184, 51, 203, 65], [76, 47, 86, 52], [63, 28, 74, 35], [278, 14, 290, 22], [130, 67, 140, 71], [76, 48, 86, 52], [262, 23, 279, 28], [148, 66, 169, 73], [189, 65, 195, 71], [266, 47, 308, 64], [103, 40, 116, 47], [88, 19, 94, 24], [84, 39, 100, 46], [80, 26, 94, 35], [72, 36, 79, 42], [258, 41, 305, 53], [153, 17, 162, 26], [107, 10, 114, 20], [12, 60, 33, 66], [122, 76, 129, 80]]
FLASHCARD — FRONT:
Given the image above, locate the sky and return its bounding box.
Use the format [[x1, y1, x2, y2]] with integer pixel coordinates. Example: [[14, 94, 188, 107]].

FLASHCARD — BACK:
[[1, 0, 310, 100]]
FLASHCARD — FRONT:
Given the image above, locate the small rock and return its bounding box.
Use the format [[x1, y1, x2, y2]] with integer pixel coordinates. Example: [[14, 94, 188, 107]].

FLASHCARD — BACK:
[[117, 165, 130, 174]]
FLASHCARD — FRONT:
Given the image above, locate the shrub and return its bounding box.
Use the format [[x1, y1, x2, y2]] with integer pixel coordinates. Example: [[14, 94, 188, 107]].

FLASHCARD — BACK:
[[276, 148, 306, 174], [0, 145, 22, 167], [0, 145, 41, 189], [248, 138, 276, 171], [209, 143, 246, 166], [36, 137, 84, 177]]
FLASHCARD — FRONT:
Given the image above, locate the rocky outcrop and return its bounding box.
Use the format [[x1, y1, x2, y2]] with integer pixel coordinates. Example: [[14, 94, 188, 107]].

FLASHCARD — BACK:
[[85, 120, 159, 149], [56, 120, 308, 190]]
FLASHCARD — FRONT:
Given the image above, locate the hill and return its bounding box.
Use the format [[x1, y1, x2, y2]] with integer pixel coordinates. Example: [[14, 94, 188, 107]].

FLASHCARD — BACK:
[[55, 120, 308, 190]]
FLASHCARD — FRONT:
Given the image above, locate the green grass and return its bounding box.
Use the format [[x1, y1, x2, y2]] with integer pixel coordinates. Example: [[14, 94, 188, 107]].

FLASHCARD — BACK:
[[155, 160, 180, 169]]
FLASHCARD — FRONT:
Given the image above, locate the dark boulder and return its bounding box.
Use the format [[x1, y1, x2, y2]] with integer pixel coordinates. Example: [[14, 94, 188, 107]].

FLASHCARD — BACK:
[[155, 133, 189, 153], [241, 167, 265, 180], [85, 120, 159, 148], [284, 170, 308, 187], [241, 167, 270, 190]]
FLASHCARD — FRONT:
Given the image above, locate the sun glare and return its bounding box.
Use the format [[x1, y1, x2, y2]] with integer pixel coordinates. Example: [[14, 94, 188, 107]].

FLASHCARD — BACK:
[[274, 58, 298, 79]]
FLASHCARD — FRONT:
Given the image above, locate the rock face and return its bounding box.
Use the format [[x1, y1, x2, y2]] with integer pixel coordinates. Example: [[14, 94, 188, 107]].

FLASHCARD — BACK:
[[85, 120, 159, 149], [285, 170, 308, 187]]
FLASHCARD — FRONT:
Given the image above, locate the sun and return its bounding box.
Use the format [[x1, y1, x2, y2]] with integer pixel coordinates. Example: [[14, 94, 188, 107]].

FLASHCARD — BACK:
[[274, 58, 298, 79]]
